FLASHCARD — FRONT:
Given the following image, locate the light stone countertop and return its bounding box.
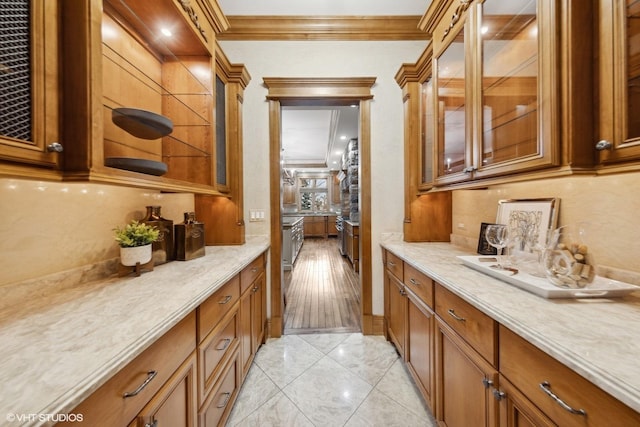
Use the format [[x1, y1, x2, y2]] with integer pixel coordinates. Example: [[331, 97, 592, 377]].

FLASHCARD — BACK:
[[0, 237, 270, 427], [380, 237, 640, 414]]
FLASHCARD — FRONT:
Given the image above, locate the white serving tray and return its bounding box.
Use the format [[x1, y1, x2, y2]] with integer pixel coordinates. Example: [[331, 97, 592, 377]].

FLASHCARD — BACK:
[[457, 256, 638, 299]]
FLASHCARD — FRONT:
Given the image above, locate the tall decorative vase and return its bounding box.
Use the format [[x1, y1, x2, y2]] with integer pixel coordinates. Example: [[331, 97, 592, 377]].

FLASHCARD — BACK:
[[142, 205, 174, 265], [119, 244, 152, 266]]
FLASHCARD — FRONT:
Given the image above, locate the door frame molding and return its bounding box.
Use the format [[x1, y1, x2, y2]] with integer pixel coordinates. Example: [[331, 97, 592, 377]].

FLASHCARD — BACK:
[[263, 77, 376, 337]]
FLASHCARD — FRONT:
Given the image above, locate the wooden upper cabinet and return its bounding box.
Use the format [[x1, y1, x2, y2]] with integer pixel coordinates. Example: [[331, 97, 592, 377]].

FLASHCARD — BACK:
[[428, 0, 560, 186], [55, 0, 238, 195], [0, 0, 62, 171], [596, 0, 640, 166]]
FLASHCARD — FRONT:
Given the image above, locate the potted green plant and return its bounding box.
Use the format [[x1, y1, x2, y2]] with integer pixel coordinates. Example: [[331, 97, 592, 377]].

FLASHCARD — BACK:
[[113, 220, 160, 266]]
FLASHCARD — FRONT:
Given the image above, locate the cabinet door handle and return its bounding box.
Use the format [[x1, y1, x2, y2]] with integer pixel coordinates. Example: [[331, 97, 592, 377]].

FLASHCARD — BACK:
[[252, 286, 259, 293], [216, 338, 231, 351], [539, 381, 586, 416], [447, 309, 466, 322], [144, 420, 158, 427], [47, 142, 64, 152], [409, 278, 420, 286], [123, 370, 157, 398], [399, 287, 406, 296], [595, 139, 612, 151], [216, 391, 232, 409], [218, 295, 232, 305]]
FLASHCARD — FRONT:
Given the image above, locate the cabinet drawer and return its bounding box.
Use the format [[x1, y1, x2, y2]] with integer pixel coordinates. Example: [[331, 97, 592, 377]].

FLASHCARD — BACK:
[[199, 308, 239, 405], [499, 325, 640, 427], [199, 351, 240, 427], [435, 283, 496, 365], [240, 254, 265, 293], [385, 251, 404, 282], [198, 276, 240, 342], [404, 263, 434, 308], [62, 312, 196, 427]]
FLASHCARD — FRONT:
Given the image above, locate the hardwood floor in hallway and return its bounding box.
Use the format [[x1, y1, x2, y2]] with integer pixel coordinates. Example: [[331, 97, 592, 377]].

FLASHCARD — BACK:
[[284, 237, 361, 334]]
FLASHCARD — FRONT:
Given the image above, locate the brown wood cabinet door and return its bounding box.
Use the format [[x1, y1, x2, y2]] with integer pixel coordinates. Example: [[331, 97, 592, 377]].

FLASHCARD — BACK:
[[251, 272, 266, 356], [497, 375, 556, 427], [597, 0, 640, 165], [0, 0, 61, 169], [406, 290, 434, 411], [386, 271, 406, 357], [435, 318, 498, 427], [239, 288, 252, 378], [129, 353, 197, 427]]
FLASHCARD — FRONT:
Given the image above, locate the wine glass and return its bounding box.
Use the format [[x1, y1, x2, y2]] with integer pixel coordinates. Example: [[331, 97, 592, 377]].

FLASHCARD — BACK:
[[485, 224, 509, 269]]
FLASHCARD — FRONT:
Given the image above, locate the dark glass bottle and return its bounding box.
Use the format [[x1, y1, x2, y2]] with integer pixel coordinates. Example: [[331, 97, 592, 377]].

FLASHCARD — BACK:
[[142, 205, 174, 265], [175, 212, 206, 261]]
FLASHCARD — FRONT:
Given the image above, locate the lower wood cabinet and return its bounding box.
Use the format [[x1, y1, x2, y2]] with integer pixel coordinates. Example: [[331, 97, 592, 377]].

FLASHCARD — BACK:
[[406, 290, 434, 410], [58, 312, 197, 427], [383, 248, 640, 427], [498, 325, 640, 427], [198, 351, 241, 427], [435, 318, 499, 427], [58, 251, 268, 427], [128, 353, 198, 427], [345, 221, 359, 272]]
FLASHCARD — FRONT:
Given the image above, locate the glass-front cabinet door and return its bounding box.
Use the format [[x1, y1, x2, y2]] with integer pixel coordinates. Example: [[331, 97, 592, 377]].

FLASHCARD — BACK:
[[432, 0, 559, 186], [474, 0, 559, 178], [435, 25, 469, 184], [597, 0, 640, 164]]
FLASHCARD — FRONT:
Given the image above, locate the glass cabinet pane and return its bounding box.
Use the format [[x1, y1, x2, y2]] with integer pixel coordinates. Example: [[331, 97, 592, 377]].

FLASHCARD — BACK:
[[480, 0, 538, 166], [216, 75, 227, 187], [421, 79, 434, 184], [436, 30, 466, 176], [627, 0, 640, 139]]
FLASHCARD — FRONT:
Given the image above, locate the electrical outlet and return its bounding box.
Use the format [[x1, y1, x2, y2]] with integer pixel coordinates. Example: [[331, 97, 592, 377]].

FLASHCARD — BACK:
[[249, 209, 265, 222]]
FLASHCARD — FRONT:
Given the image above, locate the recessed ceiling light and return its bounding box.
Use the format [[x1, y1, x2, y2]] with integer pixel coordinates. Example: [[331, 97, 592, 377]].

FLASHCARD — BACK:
[[340, 136, 347, 140], [481, 26, 489, 34], [161, 28, 172, 37], [350, 104, 357, 108]]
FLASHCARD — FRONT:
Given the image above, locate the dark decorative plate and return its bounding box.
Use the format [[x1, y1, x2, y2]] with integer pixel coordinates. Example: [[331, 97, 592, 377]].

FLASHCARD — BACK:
[[105, 157, 168, 176], [112, 108, 173, 139]]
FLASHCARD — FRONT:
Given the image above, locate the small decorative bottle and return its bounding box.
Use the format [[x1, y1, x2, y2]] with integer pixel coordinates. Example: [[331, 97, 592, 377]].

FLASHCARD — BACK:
[[142, 206, 174, 265], [175, 212, 205, 261]]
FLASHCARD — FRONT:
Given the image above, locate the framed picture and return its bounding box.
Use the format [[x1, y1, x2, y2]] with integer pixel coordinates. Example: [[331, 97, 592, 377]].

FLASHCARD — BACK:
[[477, 222, 498, 255], [496, 198, 559, 249]]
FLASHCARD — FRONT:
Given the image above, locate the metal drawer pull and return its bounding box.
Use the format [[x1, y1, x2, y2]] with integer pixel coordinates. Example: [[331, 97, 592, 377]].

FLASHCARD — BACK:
[[218, 295, 232, 305], [144, 420, 158, 427], [251, 267, 258, 273], [539, 381, 586, 416], [409, 278, 420, 286], [216, 338, 231, 351], [216, 391, 232, 408], [387, 261, 396, 267], [123, 370, 157, 398], [252, 286, 259, 293], [447, 309, 466, 322]]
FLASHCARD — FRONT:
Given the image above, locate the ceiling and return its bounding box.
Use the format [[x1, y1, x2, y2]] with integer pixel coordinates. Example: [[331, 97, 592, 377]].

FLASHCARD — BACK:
[[281, 105, 359, 171], [217, 0, 430, 173]]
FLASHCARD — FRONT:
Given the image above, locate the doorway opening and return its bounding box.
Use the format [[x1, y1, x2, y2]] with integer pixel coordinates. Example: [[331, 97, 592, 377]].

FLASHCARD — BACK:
[[264, 77, 376, 338], [281, 105, 361, 334]]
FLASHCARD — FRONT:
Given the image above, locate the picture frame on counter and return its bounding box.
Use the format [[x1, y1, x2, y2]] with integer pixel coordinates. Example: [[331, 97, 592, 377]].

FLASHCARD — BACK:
[[496, 198, 559, 249], [477, 222, 499, 255]]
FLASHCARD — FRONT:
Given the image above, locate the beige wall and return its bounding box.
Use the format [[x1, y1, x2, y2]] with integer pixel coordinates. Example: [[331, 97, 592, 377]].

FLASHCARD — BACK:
[[452, 172, 640, 275], [0, 178, 193, 287]]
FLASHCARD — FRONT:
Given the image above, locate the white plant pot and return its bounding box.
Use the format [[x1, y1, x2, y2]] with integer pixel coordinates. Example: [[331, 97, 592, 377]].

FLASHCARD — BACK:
[[120, 244, 152, 266]]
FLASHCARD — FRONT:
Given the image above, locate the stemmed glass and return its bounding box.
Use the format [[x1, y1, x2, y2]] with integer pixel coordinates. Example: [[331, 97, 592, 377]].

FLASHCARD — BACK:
[[485, 224, 510, 269]]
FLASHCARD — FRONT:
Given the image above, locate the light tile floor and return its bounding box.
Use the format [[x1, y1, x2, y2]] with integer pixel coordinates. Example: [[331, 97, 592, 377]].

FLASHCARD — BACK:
[[226, 333, 437, 427]]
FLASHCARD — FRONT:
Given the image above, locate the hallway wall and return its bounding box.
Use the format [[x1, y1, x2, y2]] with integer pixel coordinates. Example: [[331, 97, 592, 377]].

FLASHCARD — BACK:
[[219, 40, 426, 315]]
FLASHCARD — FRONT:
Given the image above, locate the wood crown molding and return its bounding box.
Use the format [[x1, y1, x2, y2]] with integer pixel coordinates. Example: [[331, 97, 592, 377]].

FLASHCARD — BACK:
[[216, 42, 251, 88], [419, 0, 456, 36], [217, 15, 429, 41], [263, 77, 376, 100], [395, 42, 433, 87]]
